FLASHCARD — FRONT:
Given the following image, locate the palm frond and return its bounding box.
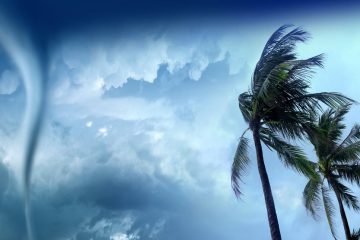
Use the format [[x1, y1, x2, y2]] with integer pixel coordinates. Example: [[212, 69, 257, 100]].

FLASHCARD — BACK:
[[308, 93, 355, 109], [238, 91, 254, 124], [257, 76, 353, 142], [341, 124, 360, 146], [319, 106, 348, 142], [303, 177, 322, 218], [333, 142, 360, 163], [260, 91, 352, 120], [260, 93, 353, 140], [256, 55, 323, 112], [351, 228, 360, 240], [322, 185, 338, 239], [308, 105, 356, 161], [231, 135, 251, 198], [260, 24, 293, 60], [264, 110, 312, 140], [259, 128, 317, 179], [334, 164, 360, 187], [330, 124, 360, 163], [330, 179, 360, 211], [252, 25, 310, 97], [272, 26, 310, 52]]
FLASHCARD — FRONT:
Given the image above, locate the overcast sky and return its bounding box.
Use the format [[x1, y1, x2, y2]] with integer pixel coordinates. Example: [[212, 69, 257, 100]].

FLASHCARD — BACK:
[[0, 7, 360, 240]]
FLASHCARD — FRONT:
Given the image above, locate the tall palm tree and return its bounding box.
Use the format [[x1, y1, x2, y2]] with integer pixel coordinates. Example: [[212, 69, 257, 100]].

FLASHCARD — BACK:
[[303, 105, 360, 240], [232, 25, 354, 240]]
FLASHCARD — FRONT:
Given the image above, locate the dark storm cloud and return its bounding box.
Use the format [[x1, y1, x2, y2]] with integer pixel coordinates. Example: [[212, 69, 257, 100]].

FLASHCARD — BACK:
[[50, 164, 190, 213], [29, 165, 189, 239], [0, 119, 184, 239], [0, 114, 245, 240], [2, 0, 360, 43]]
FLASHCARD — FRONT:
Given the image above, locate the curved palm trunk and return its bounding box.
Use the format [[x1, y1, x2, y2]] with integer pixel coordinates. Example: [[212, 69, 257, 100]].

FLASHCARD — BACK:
[[332, 183, 352, 240], [253, 127, 282, 240]]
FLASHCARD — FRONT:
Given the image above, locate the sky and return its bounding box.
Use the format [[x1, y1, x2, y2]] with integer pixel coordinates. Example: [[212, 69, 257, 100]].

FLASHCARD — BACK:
[[1, 2, 360, 240]]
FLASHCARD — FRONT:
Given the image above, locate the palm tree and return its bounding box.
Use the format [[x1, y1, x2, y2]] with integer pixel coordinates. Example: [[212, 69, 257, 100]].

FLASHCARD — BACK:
[[232, 25, 354, 240], [303, 105, 360, 240]]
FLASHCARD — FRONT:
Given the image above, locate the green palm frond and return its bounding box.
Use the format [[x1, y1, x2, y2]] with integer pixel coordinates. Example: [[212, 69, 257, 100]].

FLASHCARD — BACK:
[[238, 92, 253, 124], [259, 128, 317, 179], [254, 53, 353, 141], [334, 164, 360, 187], [317, 106, 352, 144], [303, 177, 322, 218], [308, 93, 355, 110], [333, 142, 360, 163], [340, 124, 360, 147], [252, 25, 308, 96], [312, 107, 347, 158], [331, 124, 360, 163], [257, 55, 324, 105], [331, 179, 360, 211], [231, 135, 251, 198], [306, 105, 358, 162], [319, 107, 348, 143], [264, 110, 312, 140], [267, 93, 354, 144], [262, 92, 353, 122], [322, 186, 338, 239]]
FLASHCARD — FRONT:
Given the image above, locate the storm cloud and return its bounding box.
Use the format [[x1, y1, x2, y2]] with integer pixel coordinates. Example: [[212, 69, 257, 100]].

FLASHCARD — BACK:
[[1, 10, 360, 240]]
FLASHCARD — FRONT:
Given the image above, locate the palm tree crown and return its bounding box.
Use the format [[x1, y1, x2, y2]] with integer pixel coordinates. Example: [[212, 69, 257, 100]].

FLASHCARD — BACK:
[[233, 24, 353, 196], [303, 105, 360, 240]]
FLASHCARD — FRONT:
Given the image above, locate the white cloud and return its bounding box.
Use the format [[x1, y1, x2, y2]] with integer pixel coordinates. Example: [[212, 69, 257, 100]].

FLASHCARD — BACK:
[[97, 127, 108, 137], [48, 27, 228, 106], [86, 121, 93, 127], [110, 232, 139, 240], [149, 219, 166, 239]]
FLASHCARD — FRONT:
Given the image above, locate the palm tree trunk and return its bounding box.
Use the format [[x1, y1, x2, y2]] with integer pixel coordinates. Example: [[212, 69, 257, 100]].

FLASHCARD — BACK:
[[253, 126, 282, 240], [332, 182, 352, 240]]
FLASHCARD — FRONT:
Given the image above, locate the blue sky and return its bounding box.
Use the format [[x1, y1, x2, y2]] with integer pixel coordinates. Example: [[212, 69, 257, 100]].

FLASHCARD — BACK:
[[1, 6, 360, 240]]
